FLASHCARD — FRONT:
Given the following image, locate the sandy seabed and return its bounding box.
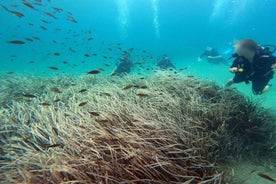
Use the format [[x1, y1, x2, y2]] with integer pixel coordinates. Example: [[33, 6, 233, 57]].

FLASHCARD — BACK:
[[0, 71, 276, 184]]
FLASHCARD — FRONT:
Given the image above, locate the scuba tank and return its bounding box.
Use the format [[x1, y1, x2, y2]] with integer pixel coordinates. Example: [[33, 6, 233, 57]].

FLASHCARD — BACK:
[[259, 44, 276, 56]]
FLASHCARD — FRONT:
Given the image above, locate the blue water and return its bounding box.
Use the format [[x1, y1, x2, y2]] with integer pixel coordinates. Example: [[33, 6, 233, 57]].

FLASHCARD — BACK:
[[1, 0, 276, 109]]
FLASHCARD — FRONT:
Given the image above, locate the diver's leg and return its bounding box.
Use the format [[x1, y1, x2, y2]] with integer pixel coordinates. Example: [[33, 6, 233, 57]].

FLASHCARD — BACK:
[[224, 78, 234, 88], [262, 84, 271, 93], [224, 74, 247, 89], [261, 77, 272, 94], [252, 78, 270, 95]]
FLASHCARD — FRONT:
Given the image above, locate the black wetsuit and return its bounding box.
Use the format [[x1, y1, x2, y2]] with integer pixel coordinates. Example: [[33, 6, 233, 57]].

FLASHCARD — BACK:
[[200, 48, 220, 58], [230, 50, 276, 94], [157, 57, 175, 70], [200, 48, 228, 64], [112, 60, 133, 76]]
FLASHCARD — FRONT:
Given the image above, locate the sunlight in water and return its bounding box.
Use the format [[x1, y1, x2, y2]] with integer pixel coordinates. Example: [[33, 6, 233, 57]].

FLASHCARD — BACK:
[[209, 0, 227, 22], [151, 0, 160, 38], [117, 0, 129, 40], [210, 0, 250, 24]]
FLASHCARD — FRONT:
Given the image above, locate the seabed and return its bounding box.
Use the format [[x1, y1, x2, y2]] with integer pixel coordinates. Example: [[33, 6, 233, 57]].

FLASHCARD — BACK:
[[0, 71, 275, 184]]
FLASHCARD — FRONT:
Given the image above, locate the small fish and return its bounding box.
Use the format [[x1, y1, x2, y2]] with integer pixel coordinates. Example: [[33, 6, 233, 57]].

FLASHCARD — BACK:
[[29, 61, 35, 63], [69, 48, 76, 53], [6, 71, 14, 74], [179, 67, 187, 71], [1, 5, 24, 18], [46, 143, 63, 149], [22, 1, 36, 10], [7, 40, 25, 44], [258, 173, 276, 182], [40, 25, 47, 30], [48, 66, 59, 70], [23, 93, 36, 98], [104, 64, 110, 67], [44, 12, 57, 19], [79, 101, 88, 107], [32, 36, 40, 40], [79, 89, 87, 93], [87, 37, 93, 41], [67, 15, 77, 23], [51, 87, 62, 93], [84, 54, 90, 57], [41, 20, 50, 24], [54, 52, 60, 56], [52, 7, 63, 12], [53, 99, 61, 102], [123, 85, 133, 90], [25, 38, 33, 42], [88, 111, 100, 116], [136, 93, 148, 97], [96, 119, 109, 123], [87, 70, 100, 75], [40, 102, 51, 106], [63, 61, 68, 64], [139, 85, 148, 89], [101, 92, 111, 97], [92, 53, 97, 56], [187, 75, 194, 78], [79, 125, 86, 129]]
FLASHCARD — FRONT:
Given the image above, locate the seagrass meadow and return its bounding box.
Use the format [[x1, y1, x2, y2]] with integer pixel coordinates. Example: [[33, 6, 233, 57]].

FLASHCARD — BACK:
[[0, 71, 276, 184]]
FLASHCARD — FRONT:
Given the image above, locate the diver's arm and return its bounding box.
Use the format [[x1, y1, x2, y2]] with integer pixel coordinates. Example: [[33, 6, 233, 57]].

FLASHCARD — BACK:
[[200, 52, 207, 58], [198, 52, 207, 61], [228, 57, 240, 73]]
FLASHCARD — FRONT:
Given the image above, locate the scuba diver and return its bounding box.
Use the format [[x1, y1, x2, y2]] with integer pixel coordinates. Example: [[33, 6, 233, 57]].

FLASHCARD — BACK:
[[111, 51, 133, 77], [198, 46, 229, 65], [156, 55, 176, 70], [225, 39, 276, 95]]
